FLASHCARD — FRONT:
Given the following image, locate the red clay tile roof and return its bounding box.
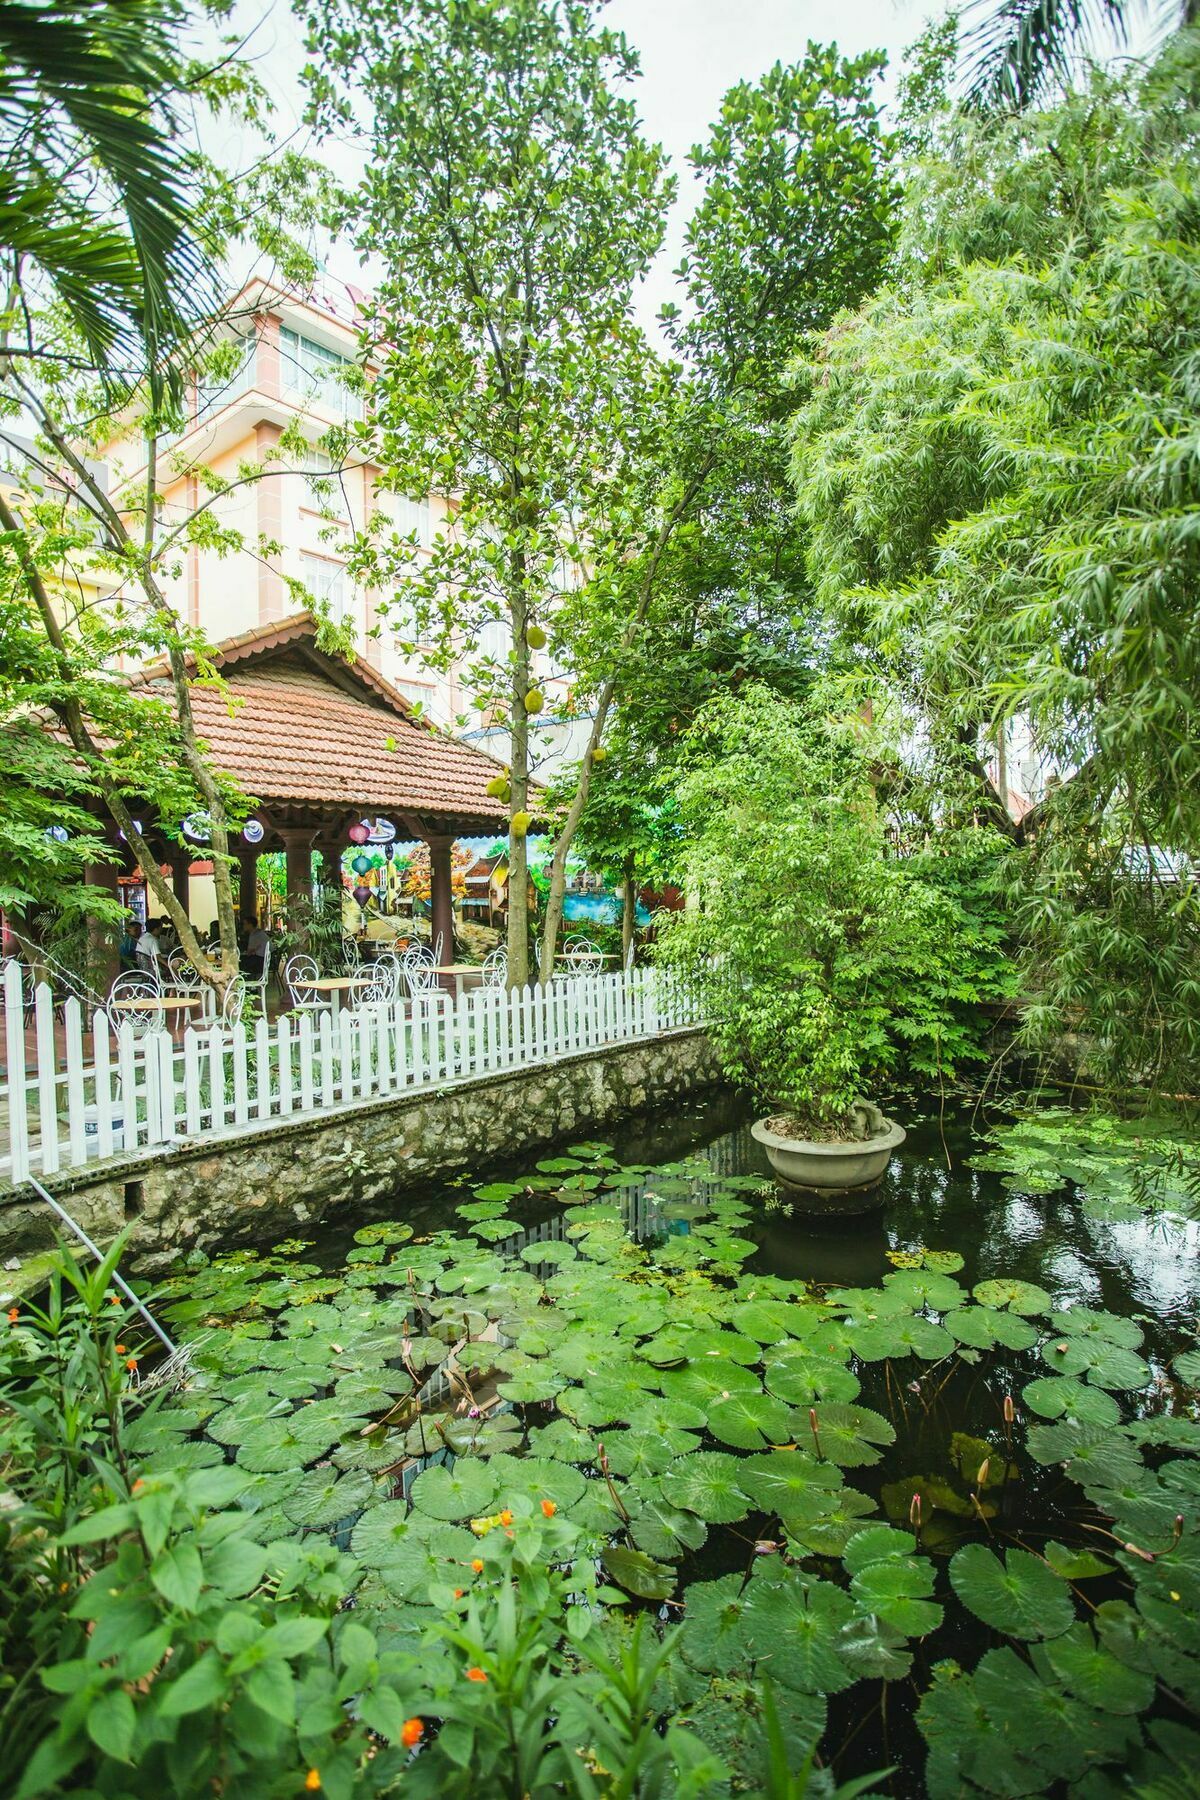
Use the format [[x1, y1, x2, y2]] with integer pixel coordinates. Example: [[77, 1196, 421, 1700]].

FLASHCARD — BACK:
[[137, 614, 523, 831]]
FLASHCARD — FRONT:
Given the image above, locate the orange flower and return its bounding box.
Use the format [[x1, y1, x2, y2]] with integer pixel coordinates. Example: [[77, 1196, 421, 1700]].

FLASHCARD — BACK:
[[401, 1718, 423, 1748], [305, 1773, 321, 1792], [465, 1667, 488, 1683], [6, 1308, 17, 1323], [132, 1478, 145, 1494], [498, 1509, 512, 1526], [453, 1587, 464, 1599], [108, 1294, 121, 1306], [116, 1344, 127, 1354], [125, 1357, 138, 1371], [540, 1499, 556, 1518], [471, 1558, 484, 1573]]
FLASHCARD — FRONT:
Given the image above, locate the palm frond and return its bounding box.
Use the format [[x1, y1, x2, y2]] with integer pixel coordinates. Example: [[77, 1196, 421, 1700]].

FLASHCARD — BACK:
[[961, 0, 1132, 109], [0, 0, 217, 395]]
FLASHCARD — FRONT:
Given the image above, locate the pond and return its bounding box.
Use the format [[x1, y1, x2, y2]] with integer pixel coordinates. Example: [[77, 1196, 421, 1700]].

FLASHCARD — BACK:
[[139, 1090, 1200, 1796]]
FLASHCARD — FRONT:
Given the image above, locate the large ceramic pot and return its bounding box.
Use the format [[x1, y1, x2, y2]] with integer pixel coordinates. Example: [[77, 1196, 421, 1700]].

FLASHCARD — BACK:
[[751, 1112, 906, 1208]]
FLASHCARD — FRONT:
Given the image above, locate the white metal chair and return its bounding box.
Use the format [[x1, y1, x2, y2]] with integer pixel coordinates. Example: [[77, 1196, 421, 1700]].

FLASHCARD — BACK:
[[370, 952, 404, 1002], [564, 935, 604, 975], [220, 975, 248, 1029], [481, 947, 508, 988], [284, 954, 323, 1013], [342, 935, 362, 971], [404, 958, 441, 998], [109, 970, 160, 1038]]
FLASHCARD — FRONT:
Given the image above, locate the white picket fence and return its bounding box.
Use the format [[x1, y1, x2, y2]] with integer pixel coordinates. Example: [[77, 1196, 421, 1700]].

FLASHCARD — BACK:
[[0, 959, 701, 1186]]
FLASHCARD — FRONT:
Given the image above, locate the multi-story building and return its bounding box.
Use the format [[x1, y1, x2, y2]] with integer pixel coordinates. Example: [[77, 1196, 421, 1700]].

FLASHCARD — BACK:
[[100, 273, 585, 775]]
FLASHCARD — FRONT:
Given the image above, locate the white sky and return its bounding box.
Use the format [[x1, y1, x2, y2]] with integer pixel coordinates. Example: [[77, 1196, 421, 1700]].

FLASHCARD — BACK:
[[220, 0, 936, 313]]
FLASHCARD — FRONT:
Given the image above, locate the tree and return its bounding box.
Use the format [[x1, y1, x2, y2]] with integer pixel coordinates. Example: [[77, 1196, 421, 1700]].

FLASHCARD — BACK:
[[655, 685, 1008, 1127], [960, 0, 1197, 111], [789, 36, 1200, 1091], [307, 8, 898, 984], [306, 0, 674, 989], [0, 0, 330, 995]]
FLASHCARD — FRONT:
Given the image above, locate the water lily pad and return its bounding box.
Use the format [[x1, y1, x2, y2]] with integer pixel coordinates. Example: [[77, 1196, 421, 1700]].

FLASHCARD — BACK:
[[763, 1353, 861, 1406], [1049, 1306, 1143, 1349], [807, 1401, 896, 1468], [707, 1391, 793, 1451], [849, 1315, 955, 1361], [375, 1523, 478, 1602], [949, 1544, 1074, 1640], [409, 1460, 498, 1521], [1022, 1376, 1121, 1427], [626, 1489, 709, 1558], [843, 1525, 922, 1573], [660, 1451, 753, 1523], [741, 1571, 858, 1694], [1174, 1348, 1200, 1387], [850, 1557, 943, 1637], [943, 1306, 1039, 1352], [601, 1546, 676, 1599], [679, 1573, 752, 1672], [659, 1360, 760, 1408], [283, 1467, 375, 1529], [971, 1278, 1052, 1315], [526, 1418, 595, 1463], [737, 1449, 842, 1515], [519, 1239, 578, 1267], [836, 1614, 914, 1681], [1042, 1621, 1156, 1714], [784, 1487, 876, 1556], [1040, 1336, 1151, 1389], [882, 1269, 967, 1312], [601, 1427, 699, 1477]]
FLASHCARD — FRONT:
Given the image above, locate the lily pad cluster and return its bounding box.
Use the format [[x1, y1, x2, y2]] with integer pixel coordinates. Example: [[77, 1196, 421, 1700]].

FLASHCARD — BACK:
[[974, 1105, 1200, 1224], [139, 1136, 1200, 1794]]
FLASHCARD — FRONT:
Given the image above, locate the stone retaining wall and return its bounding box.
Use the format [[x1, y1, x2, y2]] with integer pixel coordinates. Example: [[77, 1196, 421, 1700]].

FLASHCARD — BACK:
[[0, 1028, 721, 1280]]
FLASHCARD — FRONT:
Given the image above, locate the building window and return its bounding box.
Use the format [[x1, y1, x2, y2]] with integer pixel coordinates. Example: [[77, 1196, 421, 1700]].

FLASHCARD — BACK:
[[300, 551, 349, 622], [280, 326, 363, 421], [478, 617, 511, 663], [194, 335, 257, 428], [393, 494, 432, 547], [301, 448, 347, 515]]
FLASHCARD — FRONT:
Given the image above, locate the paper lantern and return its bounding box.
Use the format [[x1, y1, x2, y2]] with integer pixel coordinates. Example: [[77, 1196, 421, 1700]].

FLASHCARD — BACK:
[[351, 854, 371, 875], [352, 884, 372, 906], [348, 822, 370, 846]]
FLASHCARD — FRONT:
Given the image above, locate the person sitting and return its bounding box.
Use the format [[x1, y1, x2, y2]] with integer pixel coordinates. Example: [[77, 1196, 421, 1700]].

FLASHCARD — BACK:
[[243, 921, 271, 980], [117, 916, 140, 972], [135, 918, 163, 980]]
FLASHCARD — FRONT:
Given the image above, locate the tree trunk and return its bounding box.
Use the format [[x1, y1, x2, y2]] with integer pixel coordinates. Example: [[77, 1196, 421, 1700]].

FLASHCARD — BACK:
[[621, 850, 636, 967], [506, 546, 531, 988]]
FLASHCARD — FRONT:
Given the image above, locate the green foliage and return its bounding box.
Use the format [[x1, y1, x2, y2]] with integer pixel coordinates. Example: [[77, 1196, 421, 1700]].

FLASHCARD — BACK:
[[974, 1105, 1200, 1223], [789, 37, 1200, 1096], [655, 686, 1015, 1127], [7, 1109, 1200, 1797]]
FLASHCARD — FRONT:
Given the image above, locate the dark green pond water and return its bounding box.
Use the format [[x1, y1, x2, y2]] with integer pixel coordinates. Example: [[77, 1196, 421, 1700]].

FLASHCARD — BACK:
[[152, 1090, 1200, 1796]]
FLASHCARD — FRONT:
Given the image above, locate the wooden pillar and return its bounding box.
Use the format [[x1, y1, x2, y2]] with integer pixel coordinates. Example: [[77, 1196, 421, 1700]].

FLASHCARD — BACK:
[[425, 832, 455, 966], [237, 844, 259, 932], [84, 854, 122, 997], [278, 829, 315, 934]]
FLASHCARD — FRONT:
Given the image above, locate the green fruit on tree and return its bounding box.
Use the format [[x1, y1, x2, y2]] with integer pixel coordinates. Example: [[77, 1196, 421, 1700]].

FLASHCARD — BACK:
[[527, 623, 547, 649], [590, 746, 607, 763], [511, 811, 532, 838], [485, 773, 509, 800], [524, 687, 545, 714]]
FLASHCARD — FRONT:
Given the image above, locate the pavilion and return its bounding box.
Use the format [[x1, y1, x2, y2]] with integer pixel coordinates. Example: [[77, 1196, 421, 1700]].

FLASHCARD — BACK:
[[82, 613, 517, 981]]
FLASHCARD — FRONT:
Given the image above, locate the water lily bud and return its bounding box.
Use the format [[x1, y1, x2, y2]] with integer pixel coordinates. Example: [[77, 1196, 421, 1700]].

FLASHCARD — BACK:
[[1003, 1394, 1016, 1423]]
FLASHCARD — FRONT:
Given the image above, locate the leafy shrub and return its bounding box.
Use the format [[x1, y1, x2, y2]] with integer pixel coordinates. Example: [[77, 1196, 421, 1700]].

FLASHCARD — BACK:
[[654, 687, 1015, 1129]]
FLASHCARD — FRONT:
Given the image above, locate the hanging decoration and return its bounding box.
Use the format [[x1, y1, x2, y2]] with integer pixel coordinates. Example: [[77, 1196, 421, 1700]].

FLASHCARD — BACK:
[[348, 822, 370, 846], [242, 819, 265, 845], [351, 854, 371, 875]]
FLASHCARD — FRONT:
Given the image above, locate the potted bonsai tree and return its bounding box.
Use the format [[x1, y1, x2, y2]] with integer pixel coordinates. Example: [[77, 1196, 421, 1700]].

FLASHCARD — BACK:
[[656, 686, 978, 1209]]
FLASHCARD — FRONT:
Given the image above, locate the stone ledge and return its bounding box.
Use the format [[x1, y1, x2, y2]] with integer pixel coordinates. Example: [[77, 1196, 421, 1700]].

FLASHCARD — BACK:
[[0, 1028, 721, 1274]]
